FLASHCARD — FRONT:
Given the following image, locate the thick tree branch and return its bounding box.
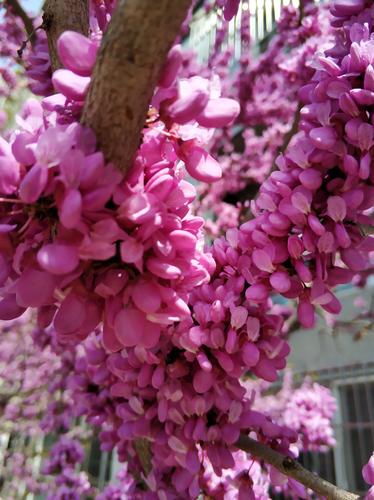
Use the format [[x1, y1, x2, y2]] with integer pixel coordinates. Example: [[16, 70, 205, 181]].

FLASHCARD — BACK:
[[81, 0, 192, 173], [4, 0, 36, 43], [43, 0, 89, 71], [236, 434, 361, 500]]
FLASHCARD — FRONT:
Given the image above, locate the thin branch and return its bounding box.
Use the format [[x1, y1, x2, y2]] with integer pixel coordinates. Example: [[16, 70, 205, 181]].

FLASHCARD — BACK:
[[134, 438, 152, 476], [17, 24, 43, 59], [43, 0, 89, 72], [82, 0, 192, 173], [236, 434, 361, 500], [4, 0, 36, 44], [271, 102, 302, 172]]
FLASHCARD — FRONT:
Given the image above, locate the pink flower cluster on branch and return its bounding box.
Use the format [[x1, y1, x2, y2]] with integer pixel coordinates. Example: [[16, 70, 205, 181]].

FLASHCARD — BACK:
[[0, 0, 373, 498]]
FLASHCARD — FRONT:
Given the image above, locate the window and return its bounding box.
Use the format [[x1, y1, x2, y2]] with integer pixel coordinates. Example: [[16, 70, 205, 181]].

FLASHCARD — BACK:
[[338, 380, 374, 493]]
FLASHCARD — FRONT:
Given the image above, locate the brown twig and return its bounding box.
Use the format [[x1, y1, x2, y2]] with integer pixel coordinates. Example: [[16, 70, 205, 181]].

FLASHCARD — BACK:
[[43, 0, 89, 71], [81, 0, 192, 173], [236, 434, 361, 500], [134, 438, 152, 476], [4, 0, 36, 43], [17, 24, 43, 59], [271, 102, 302, 172]]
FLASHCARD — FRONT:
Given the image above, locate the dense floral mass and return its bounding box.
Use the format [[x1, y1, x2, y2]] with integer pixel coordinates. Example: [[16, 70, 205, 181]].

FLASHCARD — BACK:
[[0, 0, 373, 498]]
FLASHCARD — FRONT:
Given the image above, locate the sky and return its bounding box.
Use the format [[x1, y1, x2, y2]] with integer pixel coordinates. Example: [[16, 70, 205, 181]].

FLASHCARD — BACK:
[[21, 0, 43, 15]]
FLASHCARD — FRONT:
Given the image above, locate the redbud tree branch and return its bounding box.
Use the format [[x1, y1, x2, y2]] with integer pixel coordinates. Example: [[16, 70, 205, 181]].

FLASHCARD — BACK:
[[39, 2, 363, 498], [4, 0, 36, 43], [43, 0, 89, 71], [236, 434, 361, 500], [81, 0, 192, 173]]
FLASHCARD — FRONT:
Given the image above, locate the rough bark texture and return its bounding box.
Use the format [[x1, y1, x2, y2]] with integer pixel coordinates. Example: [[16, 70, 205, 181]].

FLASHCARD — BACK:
[[237, 434, 361, 500], [43, 0, 89, 71], [81, 0, 192, 173], [4, 0, 36, 43]]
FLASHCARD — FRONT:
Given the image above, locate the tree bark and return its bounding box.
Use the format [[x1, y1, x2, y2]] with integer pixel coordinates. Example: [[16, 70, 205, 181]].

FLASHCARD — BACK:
[[4, 0, 36, 43], [236, 434, 361, 500], [81, 0, 192, 173], [43, 0, 89, 71]]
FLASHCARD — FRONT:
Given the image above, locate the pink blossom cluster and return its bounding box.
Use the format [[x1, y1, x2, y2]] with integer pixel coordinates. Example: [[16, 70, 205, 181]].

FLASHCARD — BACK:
[[0, 0, 374, 498], [0, 315, 95, 498], [41, 435, 94, 500], [193, 0, 374, 341], [192, 0, 332, 237], [251, 372, 337, 452], [0, 3, 52, 100], [65, 330, 300, 498], [0, 5, 24, 102], [1, 451, 44, 497], [0, 4, 26, 130], [201, 449, 271, 499], [0, 313, 67, 435], [42, 436, 85, 474], [26, 31, 53, 97], [0, 24, 242, 357], [90, 0, 116, 32], [96, 464, 139, 500]]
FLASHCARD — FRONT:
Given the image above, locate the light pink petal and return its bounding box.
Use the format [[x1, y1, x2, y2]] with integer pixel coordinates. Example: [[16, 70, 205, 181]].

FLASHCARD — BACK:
[[168, 89, 209, 124], [299, 169, 322, 190], [16, 268, 55, 307], [159, 44, 183, 88], [119, 193, 156, 223], [19, 164, 48, 203], [37, 243, 79, 275], [60, 188, 82, 228], [341, 248, 366, 271], [52, 69, 90, 101], [196, 98, 240, 128], [169, 230, 197, 252], [114, 308, 159, 348], [327, 196, 346, 222], [242, 342, 260, 367], [363, 455, 374, 485], [245, 284, 269, 302], [270, 271, 291, 293], [0, 156, 19, 195], [120, 237, 144, 263], [146, 257, 182, 279], [246, 317, 260, 341], [309, 126, 337, 150], [57, 31, 97, 76], [253, 357, 277, 382], [252, 248, 274, 273], [11, 133, 35, 166], [230, 305, 248, 330], [54, 292, 86, 335], [0, 294, 26, 320], [193, 369, 213, 393], [131, 280, 161, 313], [297, 300, 315, 328], [183, 146, 222, 183]]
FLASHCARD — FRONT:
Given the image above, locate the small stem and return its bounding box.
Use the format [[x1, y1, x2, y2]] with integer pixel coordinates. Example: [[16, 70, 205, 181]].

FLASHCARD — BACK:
[[17, 24, 43, 59], [134, 438, 152, 476], [236, 434, 361, 500], [271, 102, 302, 172], [18, 215, 33, 234], [0, 197, 25, 204]]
